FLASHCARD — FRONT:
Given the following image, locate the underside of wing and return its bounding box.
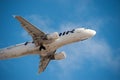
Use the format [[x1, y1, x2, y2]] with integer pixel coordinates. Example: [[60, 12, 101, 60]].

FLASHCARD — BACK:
[[39, 56, 51, 73], [38, 51, 56, 73], [15, 16, 45, 46]]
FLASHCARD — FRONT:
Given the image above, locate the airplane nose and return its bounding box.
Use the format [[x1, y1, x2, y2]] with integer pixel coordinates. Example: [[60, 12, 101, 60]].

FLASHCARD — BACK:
[[86, 29, 96, 37], [90, 30, 96, 36]]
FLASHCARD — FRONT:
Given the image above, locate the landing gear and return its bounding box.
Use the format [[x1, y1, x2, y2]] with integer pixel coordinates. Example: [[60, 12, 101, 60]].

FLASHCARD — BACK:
[[39, 44, 46, 51]]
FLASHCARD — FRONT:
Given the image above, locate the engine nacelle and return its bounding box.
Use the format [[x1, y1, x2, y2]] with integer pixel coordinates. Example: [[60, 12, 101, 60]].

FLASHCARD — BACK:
[[47, 32, 59, 40], [53, 52, 66, 60]]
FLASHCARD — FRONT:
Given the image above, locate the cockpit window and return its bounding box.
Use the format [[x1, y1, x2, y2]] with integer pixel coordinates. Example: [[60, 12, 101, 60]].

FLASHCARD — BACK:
[[71, 29, 75, 33], [59, 29, 75, 36]]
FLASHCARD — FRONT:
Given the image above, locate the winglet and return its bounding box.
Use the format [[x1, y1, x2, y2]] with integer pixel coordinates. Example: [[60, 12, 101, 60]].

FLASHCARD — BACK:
[[12, 15, 16, 18], [12, 15, 20, 18]]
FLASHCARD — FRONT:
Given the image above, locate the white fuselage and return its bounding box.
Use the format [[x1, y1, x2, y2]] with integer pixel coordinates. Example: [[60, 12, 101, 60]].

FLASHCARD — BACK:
[[0, 28, 96, 59]]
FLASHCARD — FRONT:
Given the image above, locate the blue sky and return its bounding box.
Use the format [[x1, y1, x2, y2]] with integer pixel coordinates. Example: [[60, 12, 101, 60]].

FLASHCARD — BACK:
[[0, 0, 120, 80]]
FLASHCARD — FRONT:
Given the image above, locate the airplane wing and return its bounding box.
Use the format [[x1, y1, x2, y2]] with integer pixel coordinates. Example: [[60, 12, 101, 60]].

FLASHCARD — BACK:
[[38, 51, 56, 73], [39, 56, 51, 73], [15, 16, 45, 46]]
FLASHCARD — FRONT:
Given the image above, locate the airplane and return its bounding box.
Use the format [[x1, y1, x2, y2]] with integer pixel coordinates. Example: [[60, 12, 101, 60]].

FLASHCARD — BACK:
[[0, 16, 96, 73]]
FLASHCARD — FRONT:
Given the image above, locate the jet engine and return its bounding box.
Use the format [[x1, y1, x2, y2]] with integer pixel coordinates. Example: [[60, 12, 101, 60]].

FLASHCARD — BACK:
[[47, 32, 59, 40], [53, 52, 66, 60], [43, 32, 59, 44]]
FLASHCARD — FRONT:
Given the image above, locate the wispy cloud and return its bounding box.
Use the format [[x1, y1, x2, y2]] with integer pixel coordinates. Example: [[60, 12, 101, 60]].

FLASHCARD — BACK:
[[27, 15, 56, 34], [21, 30, 31, 40], [52, 23, 120, 79], [58, 39, 120, 70], [59, 18, 103, 31]]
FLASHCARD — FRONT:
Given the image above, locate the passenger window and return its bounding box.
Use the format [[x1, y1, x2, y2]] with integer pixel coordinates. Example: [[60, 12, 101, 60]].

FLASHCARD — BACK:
[[66, 31, 69, 34], [24, 42, 28, 45], [63, 32, 66, 35], [59, 29, 75, 36], [59, 33, 62, 36]]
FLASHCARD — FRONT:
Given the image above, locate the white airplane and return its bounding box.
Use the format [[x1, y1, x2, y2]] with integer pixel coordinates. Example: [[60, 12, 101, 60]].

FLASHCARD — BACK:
[[0, 16, 96, 73]]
